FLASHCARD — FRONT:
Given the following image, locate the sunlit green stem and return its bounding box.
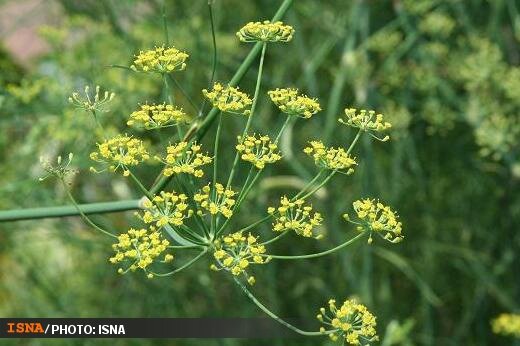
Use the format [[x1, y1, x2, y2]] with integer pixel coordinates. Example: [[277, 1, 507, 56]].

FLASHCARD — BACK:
[[180, 224, 207, 243], [275, 115, 292, 143], [217, 167, 261, 236], [225, 42, 267, 191], [211, 113, 223, 235], [150, 248, 208, 277], [233, 277, 329, 336], [298, 170, 336, 201], [267, 232, 367, 260], [161, 0, 169, 44], [199, 1, 218, 117], [235, 214, 271, 234], [293, 169, 325, 199], [173, 176, 211, 239], [61, 180, 117, 238], [90, 110, 106, 138], [168, 244, 205, 249], [162, 73, 183, 138], [128, 170, 154, 201], [261, 230, 290, 245]]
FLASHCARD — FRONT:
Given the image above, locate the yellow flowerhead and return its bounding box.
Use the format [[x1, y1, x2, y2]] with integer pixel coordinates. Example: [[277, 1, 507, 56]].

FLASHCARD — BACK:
[[303, 141, 357, 175], [155, 141, 212, 178], [344, 198, 403, 244], [90, 134, 149, 176], [339, 108, 391, 141], [109, 226, 172, 275], [268, 88, 321, 118], [194, 183, 236, 219], [138, 191, 193, 228], [236, 134, 281, 169], [237, 20, 294, 43], [212, 231, 270, 284], [131, 45, 188, 73], [202, 82, 252, 115], [268, 196, 323, 239], [127, 103, 189, 129], [317, 298, 378, 345], [491, 313, 520, 338]]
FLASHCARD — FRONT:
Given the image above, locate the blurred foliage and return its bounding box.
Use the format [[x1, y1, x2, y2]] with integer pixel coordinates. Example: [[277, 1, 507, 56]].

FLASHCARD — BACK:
[[0, 0, 519, 345]]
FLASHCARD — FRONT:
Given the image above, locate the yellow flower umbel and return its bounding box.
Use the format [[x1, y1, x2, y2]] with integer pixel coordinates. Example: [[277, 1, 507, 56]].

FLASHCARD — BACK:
[[194, 183, 237, 219], [267, 196, 323, 238], [90, 135, 149, 176], [211, 231, 270, 285], [344, 199, 403, 244], [127, 103, 188, 130], [268, 88, 321, 118], [155, 142, 212, 178], [303, 141, 357, 175], [109, 227, 173, 276], [492, 313, 520, 338], [339, 108, 391, 141], [237, 20, 294, 43], [138, 191, 192, 228], [236, 134, 282, 169], [131, 46, 189, 73], [317, 298, 378, 345], [202, 82, 252, 115]]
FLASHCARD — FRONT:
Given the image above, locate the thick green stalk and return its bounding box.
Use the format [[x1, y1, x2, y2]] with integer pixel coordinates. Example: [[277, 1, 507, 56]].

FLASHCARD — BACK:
[[267, 231, 367, 260], [0, 199, 142, 222], [233, 277, 330, 336]]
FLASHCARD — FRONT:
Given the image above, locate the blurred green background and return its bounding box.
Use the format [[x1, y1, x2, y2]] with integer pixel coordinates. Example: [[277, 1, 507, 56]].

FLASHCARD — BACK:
[[0, 0, 519, 345]]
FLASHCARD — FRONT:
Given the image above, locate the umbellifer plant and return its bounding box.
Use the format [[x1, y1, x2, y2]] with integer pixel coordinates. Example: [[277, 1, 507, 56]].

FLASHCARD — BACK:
[[39, 8, 404, 346]]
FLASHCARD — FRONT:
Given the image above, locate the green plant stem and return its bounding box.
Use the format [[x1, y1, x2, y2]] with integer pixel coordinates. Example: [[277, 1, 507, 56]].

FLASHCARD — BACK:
[[211, 113, 223, 235], [267, 231, 367, 260], [163, 73, 183, 138], [275, 115, 292, 143], [261, 230, 290, 245], [179, 224, 207, 243], [234, 214, 271, 234], [298, 171, 336, 201], [150, 248, 208, 277], [128, 170, 154, 200], [62, 181, 117, 238], [293, 169, 325, 199], [216, 168, 261, 236], [161, 0, 169, 44], [199, 1, 218, 117], [233, 277, 330, 336], [90, 110, 106, 138], [0, 199, 142, 222], [168, 244, 204, 249], [225, 42, 267, 191]]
